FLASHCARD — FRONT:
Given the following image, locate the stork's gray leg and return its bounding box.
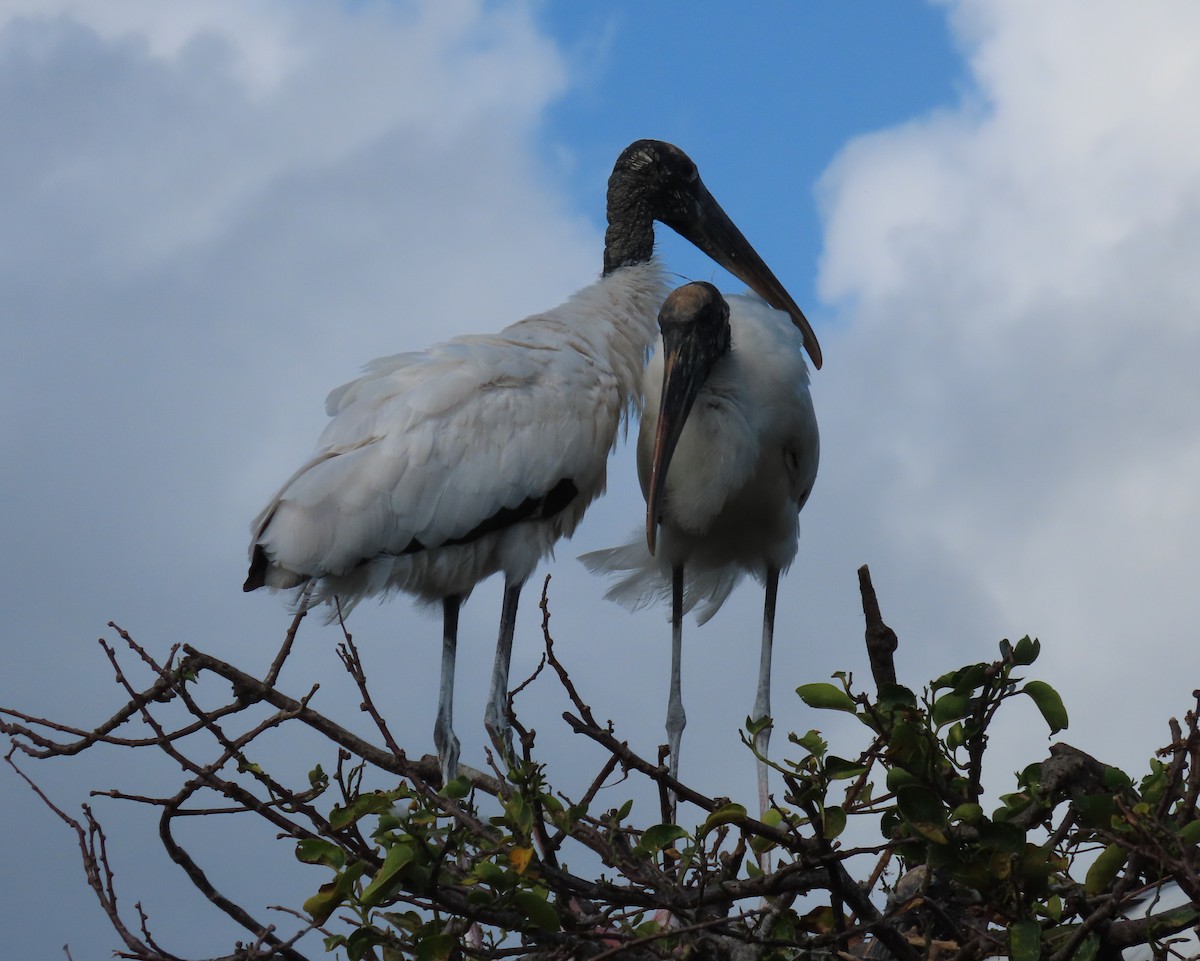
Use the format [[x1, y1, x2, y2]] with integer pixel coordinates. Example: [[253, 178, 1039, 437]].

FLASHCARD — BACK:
[[484, 578, 524, 761], [753, 568, 780, 818], [666, 566, 687, 791], [434, 595, 462, 786]]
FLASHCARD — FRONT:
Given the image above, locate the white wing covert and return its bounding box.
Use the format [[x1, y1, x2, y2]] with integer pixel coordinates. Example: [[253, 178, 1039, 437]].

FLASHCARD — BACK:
[[254, 332, 622, 585]]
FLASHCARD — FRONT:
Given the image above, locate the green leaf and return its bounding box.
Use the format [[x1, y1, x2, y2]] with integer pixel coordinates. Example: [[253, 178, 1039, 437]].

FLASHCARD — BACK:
[[950, 803, 984, 825], [1012, 636, 1041, 666], [798, 904, 838, 934], [1018, 762, 1044, 789], [414, 933, 456, 961], [746, 714, 772, 736], [821, 805, 847, 839], [792, 729, 828, 756], [329, 792, 394, 830], [1180, 820, 1200, 845], [935, 663, 988, 694], [506, 793, 534, 834], [1022, 681, 1069, 733], [303, 861, 367, 924], [1074, 934, 1102, 961], [932, 692, 970, 727], [360, 843, 416, 908], [825, 756, 868, 780], [303, 881, 345, 926], [886, 720, 929, 769], [876, 683, 918, 710], [442, 775, 470, 799], [1074, 793, 1119, 829], [751, 808, 783, 853], [382, 911, 424, 934], [885, 767, 920, 792], [977, 819, 1027, 854], [954, 663, 989, 693], [1102, 766, 1133, 791], [614, 798, 633, 821], [932, 669, 959, 691], [749, 834, 777, 855], [760, 808, 785, 828], [295, 838, 346, 870], [908, 821, 949, 844], [896, 785, 948, 844], [1009, 919, 1041, 961], [994, 791, 1033, 822], [513, 889, 560, 931], [1085, 842, 1128, 896], [345, 927, 387, 961], [636, 823, 688, 856], [1018, 844, 1061, 897], [473, 860, 507, 888], [1146, 905, 1200, 941], [796, 683, 857, 714], [701, 802, 747, 836]]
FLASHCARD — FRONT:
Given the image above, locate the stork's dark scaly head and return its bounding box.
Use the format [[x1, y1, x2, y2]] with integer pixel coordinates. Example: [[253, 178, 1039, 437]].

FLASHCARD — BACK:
[[605, 139, 822, 370], [645, 282, 732, 554]]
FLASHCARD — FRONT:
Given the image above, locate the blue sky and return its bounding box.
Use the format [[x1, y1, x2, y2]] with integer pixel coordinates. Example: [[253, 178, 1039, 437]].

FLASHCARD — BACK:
[[3, 1, 1200, 956], [540, 1, 965, 311]]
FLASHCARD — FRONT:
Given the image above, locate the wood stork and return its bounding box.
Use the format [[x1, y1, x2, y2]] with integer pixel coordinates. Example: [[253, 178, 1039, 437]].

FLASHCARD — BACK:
[[243, 141, 821, 784], [582, 281, 819, 813]]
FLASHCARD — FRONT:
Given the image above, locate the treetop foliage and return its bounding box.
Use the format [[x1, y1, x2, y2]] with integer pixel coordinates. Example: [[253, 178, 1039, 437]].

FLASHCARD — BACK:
[[3, 566, 1199, 961]]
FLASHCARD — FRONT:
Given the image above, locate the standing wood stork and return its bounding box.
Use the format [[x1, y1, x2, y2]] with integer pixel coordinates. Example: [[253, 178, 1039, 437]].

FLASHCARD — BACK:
[[243, 141, 821, 784], [582, 281, 819, 813]]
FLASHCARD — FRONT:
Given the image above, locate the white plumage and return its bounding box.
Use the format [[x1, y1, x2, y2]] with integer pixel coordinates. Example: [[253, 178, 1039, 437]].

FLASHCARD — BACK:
[[245, 141, 820, 784], [249, 261, 664, 607], [583, 283, 819, 809], [584, 291, 817, 617]]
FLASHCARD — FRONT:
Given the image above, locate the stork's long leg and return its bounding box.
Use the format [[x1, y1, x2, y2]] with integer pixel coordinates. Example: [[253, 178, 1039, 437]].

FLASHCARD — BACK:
[[484, 578, 524, 761], [753, 567, 779, 818], [434, 594, 463, 786], [666, 565, 687, 790]]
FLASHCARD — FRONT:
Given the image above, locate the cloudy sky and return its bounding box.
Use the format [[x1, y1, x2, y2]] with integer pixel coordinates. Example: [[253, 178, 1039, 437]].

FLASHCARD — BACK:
[[4, 0, 1200, 955]]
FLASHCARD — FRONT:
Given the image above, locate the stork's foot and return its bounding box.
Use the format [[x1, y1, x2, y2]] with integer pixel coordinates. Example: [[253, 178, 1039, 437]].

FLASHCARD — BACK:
[[484, 707, 515, 769], [753, 719, 772, 817], [667, 715, 686, 782], [753, 719, 774, 872], [434, 716, 461, 787], [664, 707, 687, 823]]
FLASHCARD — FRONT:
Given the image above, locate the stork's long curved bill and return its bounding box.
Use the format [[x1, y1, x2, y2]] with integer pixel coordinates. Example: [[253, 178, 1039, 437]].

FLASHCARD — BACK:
[[670, 182, 823, 370], [645, 331, 711, 554]]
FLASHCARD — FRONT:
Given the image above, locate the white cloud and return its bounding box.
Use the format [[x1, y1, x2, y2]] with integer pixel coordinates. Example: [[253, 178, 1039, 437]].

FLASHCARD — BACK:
[[0, 0, 297, 93], [816, 0, 1200, 773], [0, 2, 595, 954]]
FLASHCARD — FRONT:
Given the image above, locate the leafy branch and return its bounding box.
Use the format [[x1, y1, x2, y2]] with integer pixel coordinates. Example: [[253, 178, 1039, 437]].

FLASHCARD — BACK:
[[4, 568, 1199, 960]]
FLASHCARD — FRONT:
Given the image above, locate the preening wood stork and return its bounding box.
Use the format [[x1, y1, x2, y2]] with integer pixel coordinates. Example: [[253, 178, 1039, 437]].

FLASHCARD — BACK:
[[582, 282, 819, 812], [243, 141, 821, 784]]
